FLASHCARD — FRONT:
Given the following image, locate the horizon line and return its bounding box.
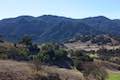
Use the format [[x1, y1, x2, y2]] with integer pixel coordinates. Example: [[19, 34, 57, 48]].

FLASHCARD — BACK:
[[0, 14, 118, 21]]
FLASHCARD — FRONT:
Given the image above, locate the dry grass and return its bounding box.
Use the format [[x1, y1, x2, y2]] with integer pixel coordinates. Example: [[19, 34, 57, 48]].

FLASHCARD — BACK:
[[0, 60, 85, 80], [65, 41, 120, 51], [0, 60, 33, 80], [42, 66, 85, 80], [94, 60, 120, 71]]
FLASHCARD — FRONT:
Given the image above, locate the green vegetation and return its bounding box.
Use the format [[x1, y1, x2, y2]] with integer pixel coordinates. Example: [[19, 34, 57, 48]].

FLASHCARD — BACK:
[[70, 50, 108, 80], [1, 36, 120, 80], [19, 36, 32, 46], [107, 72, 120, 80], [70, 50, 94, 70], [97, 48, 120, 65], [34, 43, 73, 68]]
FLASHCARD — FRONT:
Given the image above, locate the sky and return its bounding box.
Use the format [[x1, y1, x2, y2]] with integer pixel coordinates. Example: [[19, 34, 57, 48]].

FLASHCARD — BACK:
[[0, 0, 120, 19]]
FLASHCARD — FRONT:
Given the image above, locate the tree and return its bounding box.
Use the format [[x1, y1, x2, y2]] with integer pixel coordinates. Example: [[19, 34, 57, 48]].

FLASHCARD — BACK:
[[71, 50, 94, 70], [19, 36, 32, 46], [34, 43, 73, 68], [7, 47, 29, 61]]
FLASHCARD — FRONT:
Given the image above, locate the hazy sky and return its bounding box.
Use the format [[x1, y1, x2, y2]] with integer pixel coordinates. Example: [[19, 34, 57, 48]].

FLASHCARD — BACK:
[[0, 0, 120, 19]]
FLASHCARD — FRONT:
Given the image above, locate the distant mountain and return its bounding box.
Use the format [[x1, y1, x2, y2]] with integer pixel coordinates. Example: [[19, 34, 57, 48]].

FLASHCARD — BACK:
[[80, 16, 120, 35], [0, 15, 120, 43]]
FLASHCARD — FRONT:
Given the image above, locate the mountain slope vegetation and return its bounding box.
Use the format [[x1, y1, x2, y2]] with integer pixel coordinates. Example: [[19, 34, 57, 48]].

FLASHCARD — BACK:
[[0, 15, 120, 43]]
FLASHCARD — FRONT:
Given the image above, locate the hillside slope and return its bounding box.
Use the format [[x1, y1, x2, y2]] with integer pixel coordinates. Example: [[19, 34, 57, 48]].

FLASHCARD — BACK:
[[0, 60, 84, 80]]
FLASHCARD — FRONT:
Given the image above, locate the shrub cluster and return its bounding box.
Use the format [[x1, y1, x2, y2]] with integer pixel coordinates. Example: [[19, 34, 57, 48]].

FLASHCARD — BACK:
[[97, 48, 120, 64]]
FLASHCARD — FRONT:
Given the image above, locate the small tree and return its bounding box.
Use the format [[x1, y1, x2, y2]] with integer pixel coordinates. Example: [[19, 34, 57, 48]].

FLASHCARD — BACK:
[[19, 36, 32, 46], [71, 50, 94, 70], [7, 47, 29, 61]]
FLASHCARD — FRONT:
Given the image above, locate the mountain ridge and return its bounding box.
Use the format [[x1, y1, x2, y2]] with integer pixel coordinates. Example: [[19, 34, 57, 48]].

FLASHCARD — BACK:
[[0, 15, 120, 43]]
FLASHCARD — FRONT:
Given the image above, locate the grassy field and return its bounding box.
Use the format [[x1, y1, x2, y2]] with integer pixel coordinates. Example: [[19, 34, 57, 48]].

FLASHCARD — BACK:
[[107, 71, 120, 80]]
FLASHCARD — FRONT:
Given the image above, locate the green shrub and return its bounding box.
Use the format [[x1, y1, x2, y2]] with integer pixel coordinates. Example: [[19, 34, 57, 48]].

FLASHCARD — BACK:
[[36, 51, 50, 63], [19, 36, 32, 46], [0, 53, 8, 59], [7, 47, 29, 61], [71, 50, 94, 69], [35, 43, 68, 62]]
